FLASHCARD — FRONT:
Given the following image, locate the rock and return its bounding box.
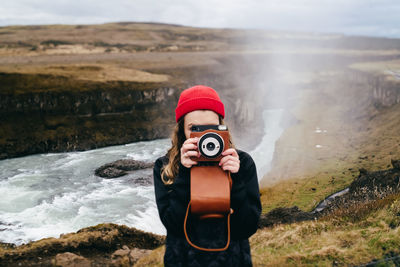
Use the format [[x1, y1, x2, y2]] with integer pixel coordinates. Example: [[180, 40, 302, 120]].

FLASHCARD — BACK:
[[111, 246, 131, 267], [350, 163, 400, 194], [133, 173, 154, 186], [128, 248, 151, 264], [315, 161, 400, 215], [108, 159, 154, 171], [392, 159, 400, 170], [110, 256, 130, 267], [110, 246, 151, 266], [95, 159, 154, 178], [0, 241, 16, 250], [0, 223, 165, 264], [54, 252, 91, 267], [258, 206, 317, 228], [260, 159, 400, 228], [97, 167, 127, 178], [111, 247, 130, 258], [0, 78, 179, 160]]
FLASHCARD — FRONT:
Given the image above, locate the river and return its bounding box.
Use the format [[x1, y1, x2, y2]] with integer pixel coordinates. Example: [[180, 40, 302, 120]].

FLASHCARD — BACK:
[[0, 108, 284, 245]]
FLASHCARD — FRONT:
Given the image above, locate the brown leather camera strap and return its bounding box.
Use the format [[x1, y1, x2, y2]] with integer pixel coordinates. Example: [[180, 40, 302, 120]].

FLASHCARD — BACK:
[[183, 165, 233, 251]]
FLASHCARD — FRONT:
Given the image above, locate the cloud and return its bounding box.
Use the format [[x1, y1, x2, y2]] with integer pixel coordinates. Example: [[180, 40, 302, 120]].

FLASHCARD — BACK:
[[0, 0, 399, 38]]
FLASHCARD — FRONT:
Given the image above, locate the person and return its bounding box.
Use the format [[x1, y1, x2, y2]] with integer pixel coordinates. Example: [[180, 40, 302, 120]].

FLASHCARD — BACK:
[[153, 85, 261, 267]]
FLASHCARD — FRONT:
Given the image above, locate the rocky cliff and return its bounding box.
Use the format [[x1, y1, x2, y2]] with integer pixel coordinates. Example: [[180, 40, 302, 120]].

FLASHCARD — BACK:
[[0, 72, 181, 159], [371, 75, 400, 108], [0, 70, 265, 159]]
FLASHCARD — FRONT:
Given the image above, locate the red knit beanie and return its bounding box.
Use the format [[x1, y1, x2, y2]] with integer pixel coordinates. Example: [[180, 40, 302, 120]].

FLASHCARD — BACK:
[[175, 85, 225, 123]]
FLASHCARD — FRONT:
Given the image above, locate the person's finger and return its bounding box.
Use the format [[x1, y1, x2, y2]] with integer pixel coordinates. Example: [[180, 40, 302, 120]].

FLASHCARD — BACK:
[[184, 137, 199, 146], [182, 159, 198, 166], [181, 143, 197, 153], [220, 158, 240, 172], [222, 164, 239, 173], [221, 160, 239, 168], [222, 148, 238, 157], [182, 143, 197, 150], [185, 150, 200, 158], [219, 155, 239, 166]]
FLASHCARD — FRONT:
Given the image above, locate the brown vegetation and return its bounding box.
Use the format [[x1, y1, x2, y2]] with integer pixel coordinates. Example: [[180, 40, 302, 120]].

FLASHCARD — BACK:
[[0, 223, 165, 266]]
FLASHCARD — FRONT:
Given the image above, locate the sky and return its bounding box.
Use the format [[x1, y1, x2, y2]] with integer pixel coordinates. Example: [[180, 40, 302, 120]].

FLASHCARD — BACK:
[[1, 0, 400, 38]]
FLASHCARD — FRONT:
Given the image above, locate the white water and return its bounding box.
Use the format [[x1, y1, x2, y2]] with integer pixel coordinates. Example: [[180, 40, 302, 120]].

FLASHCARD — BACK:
[[0, 139, 171, 245], [312, 187, 350, 213], [0, 108, 284, 246], [248, 108, 285, 180]]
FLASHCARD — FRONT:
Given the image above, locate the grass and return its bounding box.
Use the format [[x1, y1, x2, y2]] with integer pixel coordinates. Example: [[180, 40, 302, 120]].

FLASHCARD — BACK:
[[135, 246, 165, 267], [258, 64, 400, 265], [0, 71, 175, 94], [259, 66, 400, 212], [135, 192, 400, 266], [0, 63, 171, 86], [259, 171, 352, 214], [250, 193, 400, 266], [135, 52, 400, 266], [349, 59, 400, 79]]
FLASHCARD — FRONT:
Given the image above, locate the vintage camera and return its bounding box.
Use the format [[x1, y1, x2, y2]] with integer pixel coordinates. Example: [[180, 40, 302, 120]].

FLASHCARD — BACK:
[[189, 125, 230, 162]]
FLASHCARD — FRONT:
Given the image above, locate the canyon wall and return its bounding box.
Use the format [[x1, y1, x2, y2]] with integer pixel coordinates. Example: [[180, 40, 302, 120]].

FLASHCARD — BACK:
[[0, 73, 180, 159], [0, 72, 264, 159], [371, 75, 400, 107]]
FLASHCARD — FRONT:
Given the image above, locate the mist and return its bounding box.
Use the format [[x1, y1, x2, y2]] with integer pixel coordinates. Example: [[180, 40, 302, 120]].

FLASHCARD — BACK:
[[216, 24, 400, 186]]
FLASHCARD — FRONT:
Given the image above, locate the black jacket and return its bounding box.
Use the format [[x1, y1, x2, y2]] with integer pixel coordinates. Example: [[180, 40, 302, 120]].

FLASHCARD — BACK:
[[153, 149, 262, 267]]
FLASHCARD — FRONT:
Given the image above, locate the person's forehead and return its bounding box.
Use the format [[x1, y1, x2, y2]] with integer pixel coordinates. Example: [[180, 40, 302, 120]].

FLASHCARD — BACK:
[[185, 110, 219, 125]]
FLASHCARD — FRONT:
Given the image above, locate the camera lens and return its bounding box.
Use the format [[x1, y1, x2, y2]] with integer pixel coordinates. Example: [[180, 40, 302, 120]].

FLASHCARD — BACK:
[[206, 142, 215, 151], [198, 132, 224, 158]]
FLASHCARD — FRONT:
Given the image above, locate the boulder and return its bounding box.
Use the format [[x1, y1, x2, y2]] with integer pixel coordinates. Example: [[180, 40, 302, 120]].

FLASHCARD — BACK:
[[97, 167, 127, 178], [128, 248, 151, 264], [110, 245, 151, 266], [54, 252, 91, 267], [110, 246, 131, 267], [95, 159, 154, 178]]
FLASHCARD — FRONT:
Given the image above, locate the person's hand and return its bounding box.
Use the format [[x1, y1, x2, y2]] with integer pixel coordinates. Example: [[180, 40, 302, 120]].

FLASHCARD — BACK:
[[219, 148, 240, 173], [180, 137, 200, 168]]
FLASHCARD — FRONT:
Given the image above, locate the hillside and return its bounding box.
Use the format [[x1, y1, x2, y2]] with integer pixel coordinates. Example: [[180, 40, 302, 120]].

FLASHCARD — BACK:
[[260, 58, 400, 213], [1, 22, 400, 159], [135, 52, 400, 266], [137, 192, 400, 266]]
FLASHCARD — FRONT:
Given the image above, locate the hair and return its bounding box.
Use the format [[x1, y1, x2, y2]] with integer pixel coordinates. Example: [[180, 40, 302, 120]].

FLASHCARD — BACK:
[[160, 115, 236, 185]]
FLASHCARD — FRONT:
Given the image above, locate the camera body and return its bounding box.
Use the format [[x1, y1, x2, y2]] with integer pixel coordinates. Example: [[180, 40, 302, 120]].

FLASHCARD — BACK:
[[189, 124, 230, 162]]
